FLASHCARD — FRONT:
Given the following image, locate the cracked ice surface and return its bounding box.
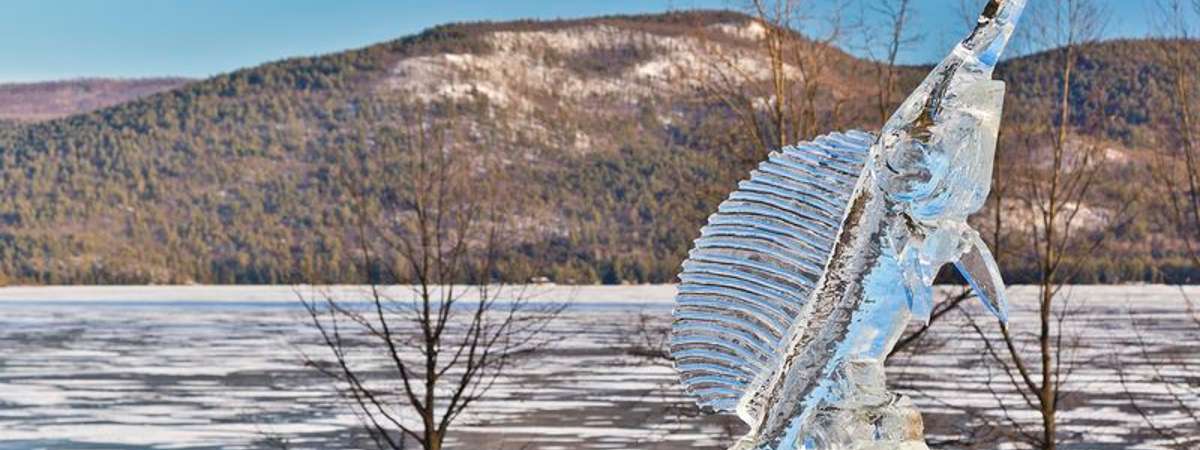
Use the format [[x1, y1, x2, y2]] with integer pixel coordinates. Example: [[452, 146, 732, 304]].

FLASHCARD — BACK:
[[0, 285, 1194, 449]]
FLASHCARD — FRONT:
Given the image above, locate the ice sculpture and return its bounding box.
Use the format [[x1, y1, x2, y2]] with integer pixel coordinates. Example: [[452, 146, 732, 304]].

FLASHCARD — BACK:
[[670, 1, 1025, 449]]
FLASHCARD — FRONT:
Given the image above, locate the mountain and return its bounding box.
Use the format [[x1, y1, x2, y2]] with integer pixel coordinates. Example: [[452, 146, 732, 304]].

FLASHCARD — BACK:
[[0, 11, 1190, 285], [0, 78, 191, 123]]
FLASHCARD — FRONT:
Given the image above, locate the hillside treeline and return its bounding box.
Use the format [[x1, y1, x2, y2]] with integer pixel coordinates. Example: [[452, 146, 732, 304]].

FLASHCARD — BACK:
[[0, 11, 1193, 285]]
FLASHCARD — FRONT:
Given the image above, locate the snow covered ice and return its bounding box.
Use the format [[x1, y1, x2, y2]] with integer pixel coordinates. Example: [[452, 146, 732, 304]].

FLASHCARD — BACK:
[[0, 284, 1196, 449], [670, 1, 1027, 449]]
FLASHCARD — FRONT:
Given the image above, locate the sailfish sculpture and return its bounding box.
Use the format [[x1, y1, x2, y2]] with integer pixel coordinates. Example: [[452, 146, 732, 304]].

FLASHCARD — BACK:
[[671, 1, 1026, 449]]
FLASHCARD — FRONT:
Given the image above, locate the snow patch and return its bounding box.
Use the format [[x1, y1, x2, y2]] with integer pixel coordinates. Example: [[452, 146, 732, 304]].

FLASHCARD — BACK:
[[708, 21, 768, 41]]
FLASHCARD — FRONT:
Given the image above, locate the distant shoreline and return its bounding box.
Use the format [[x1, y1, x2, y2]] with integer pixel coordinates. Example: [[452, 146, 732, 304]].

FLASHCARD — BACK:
[[0, 284, 1195, 304], [0, 284, 675, 304]]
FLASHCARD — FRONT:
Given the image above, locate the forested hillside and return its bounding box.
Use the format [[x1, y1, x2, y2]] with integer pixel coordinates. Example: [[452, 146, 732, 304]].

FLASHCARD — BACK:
[[0, 11, 1191, 284]]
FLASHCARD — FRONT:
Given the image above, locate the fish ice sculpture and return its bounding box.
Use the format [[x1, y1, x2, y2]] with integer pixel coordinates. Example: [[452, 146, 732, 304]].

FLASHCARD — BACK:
[[670, 1, 1025, 449]]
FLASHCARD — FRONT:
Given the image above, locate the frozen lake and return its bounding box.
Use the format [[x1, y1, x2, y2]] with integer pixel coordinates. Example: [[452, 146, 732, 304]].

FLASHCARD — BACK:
[[0, 285, 1196, 449]]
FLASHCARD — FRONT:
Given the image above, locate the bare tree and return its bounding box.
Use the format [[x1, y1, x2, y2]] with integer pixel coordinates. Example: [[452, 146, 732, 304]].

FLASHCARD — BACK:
[[1114, 1, 1200, 446], [301, 104, 562, 450], [686, 0, 850, 164], [1150, 0, 1200, 271], [966, 1, 1111, 449], [862, 0, 923, 126]]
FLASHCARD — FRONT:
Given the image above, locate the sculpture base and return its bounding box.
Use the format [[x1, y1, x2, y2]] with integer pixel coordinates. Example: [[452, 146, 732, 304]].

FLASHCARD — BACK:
[[730, 360, 929, 450], [800, 393, 928, 450]]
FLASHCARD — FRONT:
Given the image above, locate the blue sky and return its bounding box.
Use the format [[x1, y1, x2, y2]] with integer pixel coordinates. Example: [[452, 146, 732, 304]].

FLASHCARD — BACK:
[[0, 0, 1165, 83]]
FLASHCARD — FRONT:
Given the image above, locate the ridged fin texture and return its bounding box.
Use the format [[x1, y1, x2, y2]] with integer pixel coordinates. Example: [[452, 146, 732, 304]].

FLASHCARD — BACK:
[[671, 130, 874, 413]]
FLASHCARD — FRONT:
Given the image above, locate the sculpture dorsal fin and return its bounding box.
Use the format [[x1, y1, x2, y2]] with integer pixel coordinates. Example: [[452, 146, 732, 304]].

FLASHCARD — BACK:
[[671, 130, 874, 413]]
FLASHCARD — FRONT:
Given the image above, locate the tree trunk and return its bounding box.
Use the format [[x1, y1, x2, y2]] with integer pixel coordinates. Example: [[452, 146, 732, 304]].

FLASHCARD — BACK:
[[426, 431, 442, 450], [1043, 409, 1057, 450]]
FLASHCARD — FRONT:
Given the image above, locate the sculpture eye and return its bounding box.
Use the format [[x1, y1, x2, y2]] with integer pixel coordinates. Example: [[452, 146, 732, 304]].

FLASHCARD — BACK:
[[878, 137, 934, 201]]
